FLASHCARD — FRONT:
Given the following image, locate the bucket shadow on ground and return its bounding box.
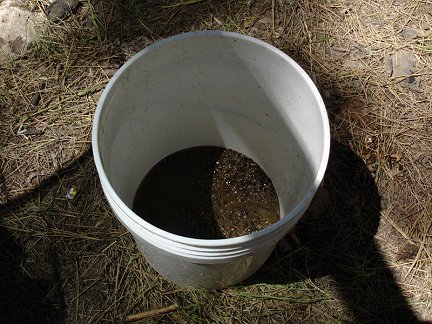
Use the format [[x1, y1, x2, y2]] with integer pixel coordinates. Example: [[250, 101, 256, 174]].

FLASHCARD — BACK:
[[0, 155, 87, 322], [0, 150, 119, 322], [0, 226, 66, 323], [247, 139, 419, 323]]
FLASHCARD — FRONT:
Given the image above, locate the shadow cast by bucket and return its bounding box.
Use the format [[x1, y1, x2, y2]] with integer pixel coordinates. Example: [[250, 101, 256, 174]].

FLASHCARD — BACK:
[[247, 140, 419, 323], [0, 226, 66, 323], [0, 151, 122, 322], [0, 155, 88, 322]]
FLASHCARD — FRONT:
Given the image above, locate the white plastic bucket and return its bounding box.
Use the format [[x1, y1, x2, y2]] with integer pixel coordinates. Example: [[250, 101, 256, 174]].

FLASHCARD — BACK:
[[92, 31, 330, 289]]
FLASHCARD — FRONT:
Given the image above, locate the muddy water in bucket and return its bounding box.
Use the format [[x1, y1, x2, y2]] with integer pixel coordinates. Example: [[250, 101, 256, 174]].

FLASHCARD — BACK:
[[132, 146, 280, 239]]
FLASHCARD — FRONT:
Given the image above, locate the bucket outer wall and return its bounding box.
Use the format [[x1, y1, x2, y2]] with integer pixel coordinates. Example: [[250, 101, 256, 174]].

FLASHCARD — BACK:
[[92, 31, 330, 289], [103, 180, 308, 288]]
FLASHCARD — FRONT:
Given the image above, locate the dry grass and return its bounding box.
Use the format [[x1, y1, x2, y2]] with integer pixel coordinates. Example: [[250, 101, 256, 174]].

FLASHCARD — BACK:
[[1, 0, 431, 322]]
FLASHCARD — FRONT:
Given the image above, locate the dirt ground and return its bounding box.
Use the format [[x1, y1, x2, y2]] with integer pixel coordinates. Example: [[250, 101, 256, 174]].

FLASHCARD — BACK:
[[1, 0, 431, 322]]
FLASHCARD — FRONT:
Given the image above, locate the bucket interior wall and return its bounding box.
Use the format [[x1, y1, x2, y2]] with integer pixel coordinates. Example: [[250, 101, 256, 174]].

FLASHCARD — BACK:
[[98, 34, 325, 219]]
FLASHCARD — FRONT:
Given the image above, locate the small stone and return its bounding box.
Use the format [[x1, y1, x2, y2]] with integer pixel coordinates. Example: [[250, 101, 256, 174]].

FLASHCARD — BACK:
[[0, 0, 47, 63], [343, 59, 367, 71], [406, 80, 422, 92], [32, 92, 41, 106], [103, 69, 118, 77], [45, 0, 80, 21], [390, 50, 416, 85], [402, 27, 426, 40], [31, 81, 45, 106], [250, 18, 272, 39], [396, 242, 419, 261]]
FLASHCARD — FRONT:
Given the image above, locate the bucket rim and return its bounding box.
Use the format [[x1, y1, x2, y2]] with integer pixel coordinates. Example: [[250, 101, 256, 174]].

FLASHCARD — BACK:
[[92, 30, 330, 248]]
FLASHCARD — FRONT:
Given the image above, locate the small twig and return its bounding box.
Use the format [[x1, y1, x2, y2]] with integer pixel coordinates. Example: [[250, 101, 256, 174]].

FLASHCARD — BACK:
[[162, 0, 206, 8], [404, 234, 425, 280], [21, 82, 107, 123], [227, 291, 330, 304], [382, 212, 413, 243], [271, 0, 275, 35], [125, 304, 178, 322]]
